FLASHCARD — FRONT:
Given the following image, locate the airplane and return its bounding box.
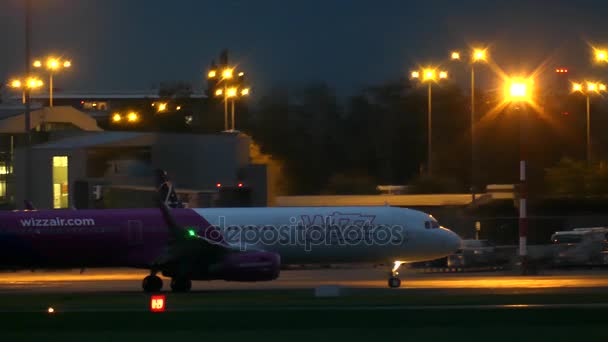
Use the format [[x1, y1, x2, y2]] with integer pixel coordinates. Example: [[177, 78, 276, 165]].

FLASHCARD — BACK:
[[0, 174, 461, 292]]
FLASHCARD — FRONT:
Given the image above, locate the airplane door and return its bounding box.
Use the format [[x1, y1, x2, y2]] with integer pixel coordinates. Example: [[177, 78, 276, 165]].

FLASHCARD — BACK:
[[128, 220, 143, 246]]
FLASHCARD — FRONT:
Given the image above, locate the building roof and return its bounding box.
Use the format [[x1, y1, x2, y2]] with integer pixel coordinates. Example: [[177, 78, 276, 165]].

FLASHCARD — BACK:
[[22, 92, 206, 100], [33, 131, 153, 149], [0, 106, 103, 133]]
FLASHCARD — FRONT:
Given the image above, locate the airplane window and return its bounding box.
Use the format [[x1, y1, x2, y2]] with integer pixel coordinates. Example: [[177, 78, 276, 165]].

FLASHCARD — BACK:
[[424, 221, 431, 229]]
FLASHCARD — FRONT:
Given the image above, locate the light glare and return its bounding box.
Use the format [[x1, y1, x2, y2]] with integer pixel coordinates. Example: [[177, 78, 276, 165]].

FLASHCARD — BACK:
[[47, 58, 59, 70], [222, 68, 233, 79], [227, 87, 237, 98], [588, 83, 598, 92], [473, 49, 487, 62], [451, 51, 460, 60], [127, 112, 138, 122], [504, 77, 534, 102]]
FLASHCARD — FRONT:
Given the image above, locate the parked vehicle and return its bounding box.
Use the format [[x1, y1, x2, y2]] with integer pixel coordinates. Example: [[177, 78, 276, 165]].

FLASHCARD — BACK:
[[551, 227, 608, 266], [447, 239, 499, 268]]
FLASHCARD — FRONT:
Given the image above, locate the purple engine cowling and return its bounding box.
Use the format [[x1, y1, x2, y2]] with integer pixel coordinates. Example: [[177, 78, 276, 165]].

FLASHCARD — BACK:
[[220, 251, 281, 281]]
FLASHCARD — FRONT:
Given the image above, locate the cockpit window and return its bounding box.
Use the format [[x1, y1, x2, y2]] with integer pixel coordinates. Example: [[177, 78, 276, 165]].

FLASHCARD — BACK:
[[425, 221, 440, 229]]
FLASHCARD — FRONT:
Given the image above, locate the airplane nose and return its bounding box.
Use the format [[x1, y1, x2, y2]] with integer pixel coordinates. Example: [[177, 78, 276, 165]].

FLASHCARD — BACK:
[[441, 228, 462, 255]]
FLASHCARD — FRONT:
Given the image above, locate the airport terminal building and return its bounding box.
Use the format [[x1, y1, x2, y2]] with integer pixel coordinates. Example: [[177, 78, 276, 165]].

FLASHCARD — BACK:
[[14, 131, 268, 209], [0, 106, 269, 210]]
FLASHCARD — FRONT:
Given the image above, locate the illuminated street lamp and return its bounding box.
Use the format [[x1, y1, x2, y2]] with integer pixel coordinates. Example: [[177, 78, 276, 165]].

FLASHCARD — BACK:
[[8, 77, 43, 104], [209, 66, 239, 130], [571, 80, 607, 166], [208, 65, 249, 131], [410, 67, 448, 175], [450, 47, 489, 200], [472, 49, 487, 62], [221, 68, 234, 79], [127, 112, 139, 123], [112, 113, 122, 123], [156, 102, 168, 113], [503, 75, 535, 274], [595, 48, 607, 63], [33, 56, 72, 107]]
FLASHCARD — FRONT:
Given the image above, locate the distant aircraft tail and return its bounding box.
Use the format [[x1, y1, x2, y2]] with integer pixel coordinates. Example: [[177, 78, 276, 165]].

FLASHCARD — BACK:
[[155, 169, 184, 208]]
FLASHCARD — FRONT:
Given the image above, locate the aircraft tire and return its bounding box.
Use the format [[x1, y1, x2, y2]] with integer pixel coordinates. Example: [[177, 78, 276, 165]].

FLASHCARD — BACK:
[[171, 277, 192, 292], [388, 276, 401, 288], [143, 275, 163, 292]]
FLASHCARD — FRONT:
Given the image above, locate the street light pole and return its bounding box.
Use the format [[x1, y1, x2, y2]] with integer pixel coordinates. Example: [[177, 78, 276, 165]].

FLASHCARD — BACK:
[[427, 82, 433, 176], [24, 0, 32, 206], [411, 68, 446, 176], [451, 48, 487, 201], [505, 76, 534, 274], [572, 82, 606, 167], [471, 65, 476, 201], [224, 84, 228, 131], [49, 72, 54, 107], [231, 99, 236, 131], [518, 105, 528, 268], [586, 94, 591, 167]]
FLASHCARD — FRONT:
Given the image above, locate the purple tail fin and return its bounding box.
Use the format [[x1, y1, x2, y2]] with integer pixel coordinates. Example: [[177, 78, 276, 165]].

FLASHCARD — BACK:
[[155, 169, 184, 208]]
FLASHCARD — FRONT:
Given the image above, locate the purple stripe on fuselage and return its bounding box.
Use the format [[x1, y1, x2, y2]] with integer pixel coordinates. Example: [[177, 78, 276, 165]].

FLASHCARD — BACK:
[[0, 208, 224, 269]]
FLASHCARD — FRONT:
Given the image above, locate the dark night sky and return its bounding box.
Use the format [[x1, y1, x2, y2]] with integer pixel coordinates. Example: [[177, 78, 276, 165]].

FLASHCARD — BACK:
[[0, 0, 607, 96]]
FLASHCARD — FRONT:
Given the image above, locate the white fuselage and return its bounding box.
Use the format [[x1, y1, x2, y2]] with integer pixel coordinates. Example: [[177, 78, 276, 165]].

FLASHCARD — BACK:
[[194, 206, 461, 264]]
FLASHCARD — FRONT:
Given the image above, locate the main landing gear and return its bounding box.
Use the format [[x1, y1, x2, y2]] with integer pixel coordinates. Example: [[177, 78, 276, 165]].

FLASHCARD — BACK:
[[142, 274, 192, 293], [142, 274, 163, 292], [388, 261, 404, 288]]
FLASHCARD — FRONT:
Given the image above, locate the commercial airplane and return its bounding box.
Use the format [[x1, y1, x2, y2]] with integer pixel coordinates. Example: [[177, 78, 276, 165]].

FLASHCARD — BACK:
[[0, 173, 461, 292]]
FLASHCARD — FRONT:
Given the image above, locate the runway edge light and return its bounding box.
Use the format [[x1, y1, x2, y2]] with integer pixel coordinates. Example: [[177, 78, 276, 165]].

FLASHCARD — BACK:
[[150, 295, 166, 312]]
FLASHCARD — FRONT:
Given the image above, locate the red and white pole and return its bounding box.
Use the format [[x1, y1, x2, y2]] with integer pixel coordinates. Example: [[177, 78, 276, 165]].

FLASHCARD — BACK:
[[519, 160, 527, 258], [519, 106, 529, 273]]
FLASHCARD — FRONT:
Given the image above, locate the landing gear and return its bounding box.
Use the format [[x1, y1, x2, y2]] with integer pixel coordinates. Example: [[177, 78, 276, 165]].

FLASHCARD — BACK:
[[142, 275, 163, 292], [171, 277, 192, 292], [388, 261, 404, 288], [388, 277, 401, 288]]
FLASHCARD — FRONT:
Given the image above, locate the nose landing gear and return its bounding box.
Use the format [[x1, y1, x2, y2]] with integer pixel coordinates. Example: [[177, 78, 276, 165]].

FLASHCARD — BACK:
[[142, 273, 163, 292], [388, 261, 404, 288]]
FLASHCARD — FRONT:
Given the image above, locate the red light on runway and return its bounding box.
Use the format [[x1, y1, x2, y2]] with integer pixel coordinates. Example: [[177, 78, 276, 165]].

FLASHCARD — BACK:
[[150, 295, 166, 312]]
